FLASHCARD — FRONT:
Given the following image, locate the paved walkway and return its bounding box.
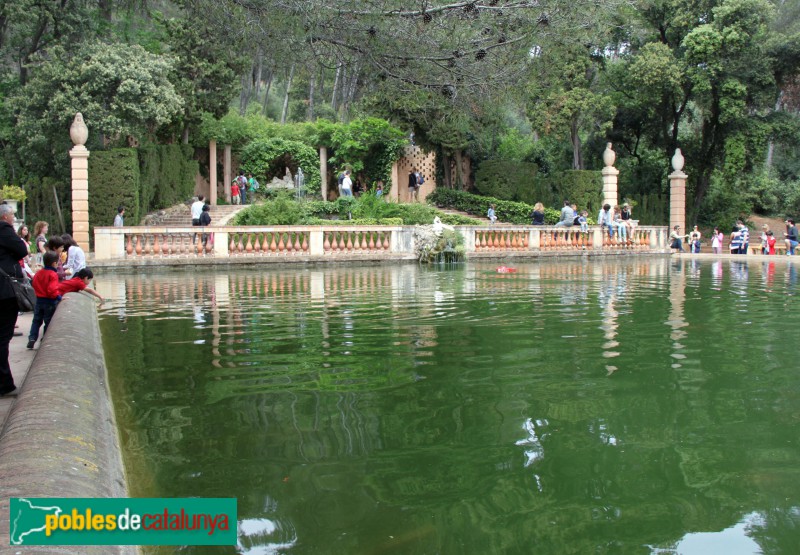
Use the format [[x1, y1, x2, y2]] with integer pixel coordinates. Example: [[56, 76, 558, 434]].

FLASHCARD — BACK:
[[0, 312, 36, 432]]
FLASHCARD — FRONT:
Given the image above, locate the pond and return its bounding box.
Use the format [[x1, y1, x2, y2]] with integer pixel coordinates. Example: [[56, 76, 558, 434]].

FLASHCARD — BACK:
[[98, 258, 800, 554]]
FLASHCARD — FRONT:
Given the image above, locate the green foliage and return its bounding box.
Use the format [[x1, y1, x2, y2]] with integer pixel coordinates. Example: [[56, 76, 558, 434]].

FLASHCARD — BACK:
[[232, 193, 480, 226], [231, 191, 306, 225], [427, 188, 538, 224], [139, 145, 199, 213], [474, 160, 538, 201], [88, 149, 141, 237], [240, 137, 321, 195], [540, 170, 604, 215], [13, 42, 183, 175], [0, 185, 26, 201], [23, 176, 71, 235]]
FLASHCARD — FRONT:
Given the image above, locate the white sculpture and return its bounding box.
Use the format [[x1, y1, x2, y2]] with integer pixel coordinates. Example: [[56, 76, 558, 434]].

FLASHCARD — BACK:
[[672, 148, 685, 172], [70, 113, 88, 146], [602, 142, 616, 167]]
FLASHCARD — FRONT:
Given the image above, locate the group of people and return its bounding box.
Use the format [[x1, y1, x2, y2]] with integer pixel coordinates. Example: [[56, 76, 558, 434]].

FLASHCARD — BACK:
[[0, 205, 103, 397], [488, 200, 635, 240], [190, 195, 213, 247], [337, 170, 386, 199], [670, 218, 800, 255], [230, 171, 260, 205]]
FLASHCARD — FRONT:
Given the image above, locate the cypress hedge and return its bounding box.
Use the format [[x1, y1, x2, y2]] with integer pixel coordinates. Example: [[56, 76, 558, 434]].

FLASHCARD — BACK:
[[88, 145, 198, 232], [88, 149, 140, 236]]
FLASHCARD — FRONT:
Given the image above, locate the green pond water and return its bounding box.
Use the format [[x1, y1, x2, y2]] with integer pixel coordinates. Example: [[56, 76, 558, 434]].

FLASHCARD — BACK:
[[98, 258, 800, 555]]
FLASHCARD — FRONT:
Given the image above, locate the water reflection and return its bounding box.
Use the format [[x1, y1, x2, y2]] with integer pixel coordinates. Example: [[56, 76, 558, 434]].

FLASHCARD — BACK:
[[98, 258, 800, 555]]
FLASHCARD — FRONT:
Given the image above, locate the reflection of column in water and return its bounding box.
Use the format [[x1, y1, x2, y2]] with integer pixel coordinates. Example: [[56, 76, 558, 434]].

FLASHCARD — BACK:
[[94, 274, 127, 320], [667, 264, 687, 369], [599, 285, 620, 375], [212, 274, 230, 368], [310, 271, 325, 301]]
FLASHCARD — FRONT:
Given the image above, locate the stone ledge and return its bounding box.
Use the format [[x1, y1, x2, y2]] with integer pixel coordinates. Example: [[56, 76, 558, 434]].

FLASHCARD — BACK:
[[0, 294, 134, 555]]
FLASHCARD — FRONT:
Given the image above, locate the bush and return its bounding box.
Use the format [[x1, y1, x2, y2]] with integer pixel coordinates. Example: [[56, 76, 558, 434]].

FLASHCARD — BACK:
[[474, 160, 539, 201], [138, 144, 198, 217], [427, 188, 535, 224], [89, 149, 140, 234], [23, 176, 71, 234], [240, 137, 321, 196], [231, 191, 306, 225], [232, 194, 481, 226], [540, 170, 603, 215]]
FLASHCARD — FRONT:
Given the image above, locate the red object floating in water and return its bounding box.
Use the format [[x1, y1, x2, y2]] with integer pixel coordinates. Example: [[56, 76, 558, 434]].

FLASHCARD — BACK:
[[496, 266, 517, 274]]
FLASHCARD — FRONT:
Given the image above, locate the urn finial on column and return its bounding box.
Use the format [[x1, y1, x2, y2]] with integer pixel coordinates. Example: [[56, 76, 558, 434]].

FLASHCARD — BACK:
[[671, 148, 685, 173], [70, 113, 89, 147], [602, 142, 616, 167]]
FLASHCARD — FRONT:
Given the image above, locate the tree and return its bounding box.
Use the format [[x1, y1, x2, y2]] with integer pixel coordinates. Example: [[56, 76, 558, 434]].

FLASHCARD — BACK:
[[12, 41, 183, 174]]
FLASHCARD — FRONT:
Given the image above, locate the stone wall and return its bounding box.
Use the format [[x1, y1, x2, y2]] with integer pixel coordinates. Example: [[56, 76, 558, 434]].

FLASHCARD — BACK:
[[390, 146, 437, 202], [0, 294, 134, 555]]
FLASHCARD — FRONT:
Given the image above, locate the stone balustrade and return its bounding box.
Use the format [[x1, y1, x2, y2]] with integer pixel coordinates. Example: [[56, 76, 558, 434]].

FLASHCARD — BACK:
[[94, 225, 668, 261]]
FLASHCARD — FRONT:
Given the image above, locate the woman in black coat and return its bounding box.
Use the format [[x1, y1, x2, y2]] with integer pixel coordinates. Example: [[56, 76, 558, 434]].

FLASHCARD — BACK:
[[0, 204, 29, 396]]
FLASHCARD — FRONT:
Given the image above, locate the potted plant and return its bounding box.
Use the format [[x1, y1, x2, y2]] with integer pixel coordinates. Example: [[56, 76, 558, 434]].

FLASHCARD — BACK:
[[0, 185, 26, 214]]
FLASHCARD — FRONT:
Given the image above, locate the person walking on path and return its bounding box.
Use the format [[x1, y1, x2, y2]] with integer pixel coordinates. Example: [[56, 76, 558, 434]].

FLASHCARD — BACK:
[[200, 203, 212, 249], [191, 195, 205, 244], [341, 170, 353, 197], [113, 207, 124, 227], [237, 171, 248, 204], [0, 204, 28, 396]]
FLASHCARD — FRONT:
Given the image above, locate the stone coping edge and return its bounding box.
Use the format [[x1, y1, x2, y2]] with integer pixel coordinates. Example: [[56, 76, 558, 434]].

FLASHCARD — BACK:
[[0, 293, 136, 555]]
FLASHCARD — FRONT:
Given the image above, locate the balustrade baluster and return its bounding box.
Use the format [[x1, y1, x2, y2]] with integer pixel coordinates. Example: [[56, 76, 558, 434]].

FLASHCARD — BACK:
[[338, 232, 346, 251], [294, 232, 302, 252], [382, 232, 390, 250], [134, 235, 142, 256], [302, 232, 309, 252], [276, 233, 284, 252], [368, 232, 375, 250], [126, 235, 133, 255], [323, 232, 331, 251]]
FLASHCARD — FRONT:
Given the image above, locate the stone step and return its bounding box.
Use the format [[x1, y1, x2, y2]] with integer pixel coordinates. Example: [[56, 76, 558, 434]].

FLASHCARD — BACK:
[[141, 203, 246, 227]]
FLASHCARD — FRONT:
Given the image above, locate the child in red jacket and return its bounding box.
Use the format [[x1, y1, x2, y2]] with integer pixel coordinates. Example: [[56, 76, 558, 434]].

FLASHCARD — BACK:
[[27, 251, 62, 349], [58, 267, 104, 302]]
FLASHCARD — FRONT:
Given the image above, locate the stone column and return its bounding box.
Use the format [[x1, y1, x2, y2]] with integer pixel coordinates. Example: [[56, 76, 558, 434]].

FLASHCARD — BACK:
[[601, 142, 619, 209], [319, 147, 328, 201], [69, 113, 90, 252], [209, 140, 217, 206], [223, 145, 232, 204], [669, 149, 687, 236]]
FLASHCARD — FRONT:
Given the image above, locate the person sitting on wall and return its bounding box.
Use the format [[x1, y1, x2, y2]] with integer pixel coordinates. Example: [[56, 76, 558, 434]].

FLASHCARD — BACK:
[[554, 200, 574, 228], [670, 225, 687, 253], [597, 204, 614, 237]]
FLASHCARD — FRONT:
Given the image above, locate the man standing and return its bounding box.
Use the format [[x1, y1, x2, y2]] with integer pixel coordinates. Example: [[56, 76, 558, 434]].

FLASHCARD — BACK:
[[0, 204, 28, 396], [408, 169, 421, 202], [191, 195, 205, 244], [736, 219, 749, 255], [554, 200, 574, 228], [341, 170, 353, 197], [237, 171, 248, 204], [113, 207, 124, 227]]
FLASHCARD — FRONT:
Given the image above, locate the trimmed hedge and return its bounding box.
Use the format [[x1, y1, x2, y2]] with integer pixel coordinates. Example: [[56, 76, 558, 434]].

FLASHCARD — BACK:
[[474, 160, 539, 201], [88, 145, 198, 232], [624, 193, 668, 225], [24, 176, 72, 235], [538, 170, 603, 215], [427, 188, 560, 224], [88, 149, 140, 236]]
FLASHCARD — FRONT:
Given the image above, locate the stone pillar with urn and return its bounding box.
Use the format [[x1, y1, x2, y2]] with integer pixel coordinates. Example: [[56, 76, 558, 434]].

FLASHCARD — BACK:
[[69, 113, 90, 252], [669, 149, 687, 236], [601, 143, 619, 209]]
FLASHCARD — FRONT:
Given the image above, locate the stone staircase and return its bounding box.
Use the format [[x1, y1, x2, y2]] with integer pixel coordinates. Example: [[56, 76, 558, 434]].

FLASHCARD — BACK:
[[141, 203, 246, 227]]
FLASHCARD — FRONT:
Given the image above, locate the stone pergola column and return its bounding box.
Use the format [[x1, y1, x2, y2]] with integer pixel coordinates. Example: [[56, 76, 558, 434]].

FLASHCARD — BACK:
[[209, 139, 217, 206], [669, 149, 687, 235], [223, 145, 232, 204], [69, 113, 90, 251], [601, 142, 618, 209], [320, 147, 328, 200]]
